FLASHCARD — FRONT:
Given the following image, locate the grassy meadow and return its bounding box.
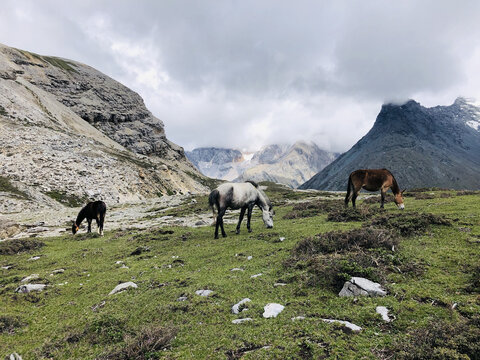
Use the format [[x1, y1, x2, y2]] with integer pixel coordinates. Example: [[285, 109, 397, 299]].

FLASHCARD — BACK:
[[1, 185, 479, 359]]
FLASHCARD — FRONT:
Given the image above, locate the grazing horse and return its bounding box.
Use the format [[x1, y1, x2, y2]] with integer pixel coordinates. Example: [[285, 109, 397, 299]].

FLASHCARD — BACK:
[[345, 169, 405, 209], [72, 200, 107, 235], [208, 181, 273, 239]]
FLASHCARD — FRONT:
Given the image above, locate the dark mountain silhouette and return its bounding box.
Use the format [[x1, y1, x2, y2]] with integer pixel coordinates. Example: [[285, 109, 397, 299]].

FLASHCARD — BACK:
[[300, 98, 480, 190]]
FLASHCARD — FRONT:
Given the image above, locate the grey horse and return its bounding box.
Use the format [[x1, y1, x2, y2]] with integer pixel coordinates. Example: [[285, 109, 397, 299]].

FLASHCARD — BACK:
[[208, 181, 273, 239]]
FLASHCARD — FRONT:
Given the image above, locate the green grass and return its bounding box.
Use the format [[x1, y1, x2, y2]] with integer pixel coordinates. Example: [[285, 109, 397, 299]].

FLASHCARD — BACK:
[[17, 50, 78, 74], [44, 190, 87, 208], [1, 189, 479, 359], [0, 175, 29, 199]]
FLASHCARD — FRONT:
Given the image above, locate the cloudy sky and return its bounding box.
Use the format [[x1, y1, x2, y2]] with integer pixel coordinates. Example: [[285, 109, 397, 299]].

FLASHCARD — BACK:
[[2, 1, 480, 152]]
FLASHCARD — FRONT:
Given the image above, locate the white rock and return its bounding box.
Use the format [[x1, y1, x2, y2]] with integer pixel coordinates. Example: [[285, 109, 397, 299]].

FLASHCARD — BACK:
[[195, 289, 213, 297], [251, 273, 263, 278], [115, 261, 124, 265], [7, 353, 22, 360], [279, 237, 285, 242], [232, 318, 253, 324], [274, 283, 287, 287], [51, 269, 65, 274], [247, 256, 253, 260], [232, 298, 251, 314], [339, 277, 386, 297], [21, 274, 39, 282], [177, 296, 188, 302], [291, 316, 305, 321], [322, 319, 362, 332], [1, 265, 13, 270], [28, 256, 40, 261], [108, 281, 137, 295], [15, 284, 46, 293], [263, 303, 284, 318], [231, 268, 244, 272], [376, 306, 391, 322]]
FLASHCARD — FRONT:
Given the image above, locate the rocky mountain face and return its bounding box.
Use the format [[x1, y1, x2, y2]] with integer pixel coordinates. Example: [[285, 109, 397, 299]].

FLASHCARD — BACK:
[[300, 98, 480, 191], [0, 43, 208, 214], [187, 141, 338, 188]]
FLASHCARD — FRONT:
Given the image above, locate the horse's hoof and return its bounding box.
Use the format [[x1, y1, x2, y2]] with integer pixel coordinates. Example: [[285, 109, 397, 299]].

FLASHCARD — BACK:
[[235, 230, 240, 235], [222, 234, 227, 238], [248, 229, 252, 233], [214, 236, 219, 239]]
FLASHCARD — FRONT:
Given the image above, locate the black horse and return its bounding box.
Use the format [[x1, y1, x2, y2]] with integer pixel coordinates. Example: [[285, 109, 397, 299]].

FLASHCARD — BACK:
[[72, 201, 107, 235]]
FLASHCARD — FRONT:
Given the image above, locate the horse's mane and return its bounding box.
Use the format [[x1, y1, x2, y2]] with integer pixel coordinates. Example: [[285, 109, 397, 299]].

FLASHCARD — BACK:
[[245, 180, 259, 188]]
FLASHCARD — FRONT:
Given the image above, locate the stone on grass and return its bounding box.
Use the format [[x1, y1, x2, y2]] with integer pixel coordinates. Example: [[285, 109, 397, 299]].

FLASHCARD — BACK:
[[230, 268, 244, 272], [291, 316, 305, 321], [274, 283, 287, 287], [376, 306, 392, 322], [263, 303, 284, 318], [15, 284, 46, 293], [339, 277, 386, 297], [6, 353, 22, 360], [247, 256, 253, 260], [1, 265, 13, 270], [232, 318, 253, 324], [251, 273, 262, 278], [21, 274, 39, 282], [195, 289, 213, 297], [232, 298, 251, 314], [50, 269, 65, 275], [177, 296, 188, 302], [322, 319, 362, 332], [109, 281, 137, 295], [27, 256, 40, 261]]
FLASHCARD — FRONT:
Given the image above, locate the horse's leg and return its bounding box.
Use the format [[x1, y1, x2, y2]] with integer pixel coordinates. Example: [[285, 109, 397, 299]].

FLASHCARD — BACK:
[[215, 207, 226, 239], [352, 190, 358, 209], [95, 215, 100, 234], [380, 189, 386, 209], [236, 206, 247, 234], [99, 213, 105, 236], [246, 203, 254, 232], [87, 218, 92, 233]]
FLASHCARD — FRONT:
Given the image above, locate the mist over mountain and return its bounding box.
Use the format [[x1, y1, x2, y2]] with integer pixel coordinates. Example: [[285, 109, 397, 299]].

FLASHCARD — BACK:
[[187, 141, 338, 188], [300, 98, 480, 191]]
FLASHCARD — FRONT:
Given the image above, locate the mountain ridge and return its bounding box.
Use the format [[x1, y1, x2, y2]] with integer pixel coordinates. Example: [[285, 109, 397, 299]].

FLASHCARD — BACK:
[[300, 98, 480, 191]]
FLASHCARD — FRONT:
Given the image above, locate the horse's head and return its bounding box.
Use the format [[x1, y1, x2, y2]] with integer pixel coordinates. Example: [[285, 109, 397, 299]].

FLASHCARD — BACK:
[[394, 189, 406, 210], [262, 205, 274, 228], [72, 222, 79, 235]]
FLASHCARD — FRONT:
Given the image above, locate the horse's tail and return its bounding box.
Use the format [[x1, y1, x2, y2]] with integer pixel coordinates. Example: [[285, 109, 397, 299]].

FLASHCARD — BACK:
[[345, 174, 353, 207], [245, 180, 259, 188], [208, 189, 219, 224]]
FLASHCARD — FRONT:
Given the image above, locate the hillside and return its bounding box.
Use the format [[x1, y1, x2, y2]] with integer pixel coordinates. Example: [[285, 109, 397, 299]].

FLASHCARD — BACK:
[[0, 43, 208, 213], [1, 187, 479, 358], [187, 142, 337, 187], [300, 98, 480, 190]]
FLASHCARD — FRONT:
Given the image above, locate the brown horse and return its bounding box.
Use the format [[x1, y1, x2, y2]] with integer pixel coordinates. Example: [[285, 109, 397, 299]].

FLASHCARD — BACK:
[[345, 169, 405, 209]]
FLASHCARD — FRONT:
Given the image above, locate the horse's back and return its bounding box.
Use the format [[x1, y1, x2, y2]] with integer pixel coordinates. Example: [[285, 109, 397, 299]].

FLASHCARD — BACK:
[[216, 182, 258, 208], [350, 169, 394, 191]]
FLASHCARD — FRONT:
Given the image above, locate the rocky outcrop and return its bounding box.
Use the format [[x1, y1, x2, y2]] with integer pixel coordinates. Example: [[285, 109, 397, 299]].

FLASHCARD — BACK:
[[301, 98, 480, 190], [0, 43, 209, 212]]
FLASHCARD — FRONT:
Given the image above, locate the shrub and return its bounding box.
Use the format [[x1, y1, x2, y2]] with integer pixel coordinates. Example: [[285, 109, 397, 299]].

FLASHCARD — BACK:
[[104, 325, 177, 359], [368, 212, 451, 237], [327, 206, 383, 222], [283, 200, 342, 219], [391, 317, 480, 359], [0, 315, 23, 334], [293, 227, 398, 255], [86, 315, 127, 344], [0, 238, 44, 255]]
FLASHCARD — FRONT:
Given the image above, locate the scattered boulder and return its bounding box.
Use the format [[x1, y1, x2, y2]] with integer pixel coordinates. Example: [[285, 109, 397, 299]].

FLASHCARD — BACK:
[[1, 265, 13, 270], [15, 284, 46, 293], [130, 246, 150, 256], [251, 273, 263, 278], [322, 319, 362, 332], [232, 298, 251, 314], [5, 353, 22, 360], [108, 281, 137, 295], [232, 318, 253, 324], [291, 316, 305, 321], [376, 306, 392, 322], [177, 296, 188, 302], [263, 303, 284, 318], [20, 274, 39, 282], [274, 283, 287, 287], [195, 289, 213, 297], [51, 269, 65, 274], [231, 268, 244, 272], [338, 277, 386, 297], [27, 256, 40, 261], [247, 256, 253, 260]]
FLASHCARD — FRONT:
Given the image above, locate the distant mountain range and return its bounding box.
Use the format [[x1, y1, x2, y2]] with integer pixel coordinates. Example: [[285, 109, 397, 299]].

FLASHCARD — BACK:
[[300, 97, 480, 190], [186, 141, 338, 188]]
